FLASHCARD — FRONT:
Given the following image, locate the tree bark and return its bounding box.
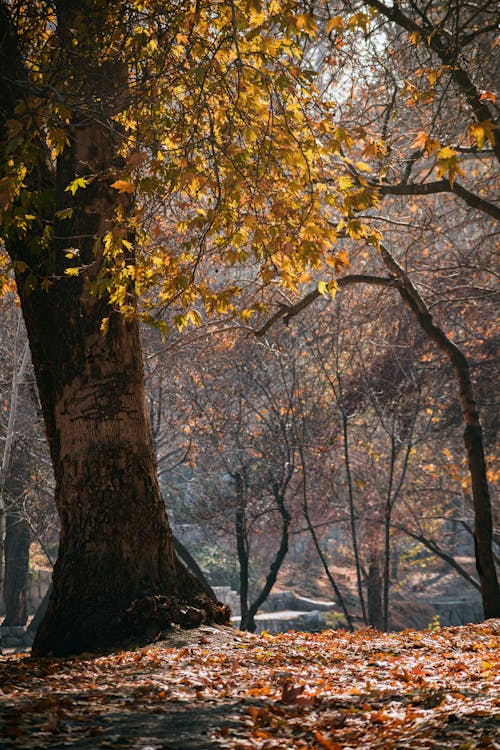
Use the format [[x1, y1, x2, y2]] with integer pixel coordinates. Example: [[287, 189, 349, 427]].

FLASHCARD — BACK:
[[18, 282, 228, 656]]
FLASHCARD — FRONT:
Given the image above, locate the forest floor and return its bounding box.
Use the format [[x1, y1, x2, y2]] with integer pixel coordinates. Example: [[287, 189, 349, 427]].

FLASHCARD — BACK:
[[0, 620, 499, 750]]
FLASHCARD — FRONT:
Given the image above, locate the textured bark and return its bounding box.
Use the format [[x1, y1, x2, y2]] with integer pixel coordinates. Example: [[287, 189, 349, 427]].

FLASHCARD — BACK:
[[20, 285, 228, 656]]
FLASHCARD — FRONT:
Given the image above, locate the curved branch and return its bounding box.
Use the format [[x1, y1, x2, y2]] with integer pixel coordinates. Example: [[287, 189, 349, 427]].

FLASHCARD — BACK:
[[376, 180, 500, 221], [395, 523, 480, 591], [254, 274, 395, 337]]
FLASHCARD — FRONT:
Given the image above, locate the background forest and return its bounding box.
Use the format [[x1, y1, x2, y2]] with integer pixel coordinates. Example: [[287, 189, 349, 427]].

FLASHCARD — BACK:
[[0, 0, 498, 643]]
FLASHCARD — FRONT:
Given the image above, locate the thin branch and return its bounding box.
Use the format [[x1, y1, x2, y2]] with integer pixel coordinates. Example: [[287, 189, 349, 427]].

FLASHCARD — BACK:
[[253, 275, 395, 337], [395, 523, 480, 591]]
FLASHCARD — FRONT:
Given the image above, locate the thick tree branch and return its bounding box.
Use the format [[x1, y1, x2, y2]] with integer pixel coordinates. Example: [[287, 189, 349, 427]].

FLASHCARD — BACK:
[[376, 180, 500, 221]]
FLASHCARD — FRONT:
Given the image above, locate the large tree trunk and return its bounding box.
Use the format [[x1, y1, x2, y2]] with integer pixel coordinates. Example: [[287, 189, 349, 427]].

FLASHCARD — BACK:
[[18, 284, 228, 656]]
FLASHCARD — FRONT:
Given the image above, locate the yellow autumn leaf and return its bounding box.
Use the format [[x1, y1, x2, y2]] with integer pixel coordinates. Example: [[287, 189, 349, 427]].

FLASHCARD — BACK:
[[468, 120, 496, 150], [437, 145, 456, 158], [110, 180, 135, 194], [318, 279, 328, 296], [348, 12, 370, 32], [412, 131, 429, 150], [326, 15, 345, 33], [436, 146, 464, 186]]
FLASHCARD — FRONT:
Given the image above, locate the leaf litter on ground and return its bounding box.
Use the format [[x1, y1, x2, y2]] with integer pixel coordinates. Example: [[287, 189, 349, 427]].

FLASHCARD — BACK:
[[0, 620, 498, 749]]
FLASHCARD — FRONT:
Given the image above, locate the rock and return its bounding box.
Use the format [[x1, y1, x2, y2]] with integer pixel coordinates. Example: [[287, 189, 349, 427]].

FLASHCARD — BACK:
[[294, 610, 324, 632], [261, 591, 336, 613], [3, 637, 21, 648], [432, 599, 483, 627], [23, 630, 35, 646], [233, 609, 325, 634]]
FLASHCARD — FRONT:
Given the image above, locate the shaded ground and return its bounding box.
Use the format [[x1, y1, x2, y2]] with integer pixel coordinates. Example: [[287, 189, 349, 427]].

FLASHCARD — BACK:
[[0, 621, 499, 749]]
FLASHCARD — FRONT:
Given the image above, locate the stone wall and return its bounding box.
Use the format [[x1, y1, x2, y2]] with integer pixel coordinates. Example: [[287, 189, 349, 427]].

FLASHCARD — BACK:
[[0, 624, 34, 652]]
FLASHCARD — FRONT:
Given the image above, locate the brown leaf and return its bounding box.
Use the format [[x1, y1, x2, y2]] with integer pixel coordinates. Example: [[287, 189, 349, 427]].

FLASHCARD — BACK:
[[281, 679, 305, 703]]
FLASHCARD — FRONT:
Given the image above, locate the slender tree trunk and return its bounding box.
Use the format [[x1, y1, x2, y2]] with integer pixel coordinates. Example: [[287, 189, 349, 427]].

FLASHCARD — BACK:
[[234, 472, 250, 628], [3, 514, 30, 626], [241, 483, 291, 632], [299, 442, 354, 631], [341, 411, 367, 623], [382, 433, 396, 632], [0, 324, 29, 596], [367, 560, 383, 631], [382, 506, 391, 631], [2, 442, 31, 626], [379, 243, 500, 619]]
